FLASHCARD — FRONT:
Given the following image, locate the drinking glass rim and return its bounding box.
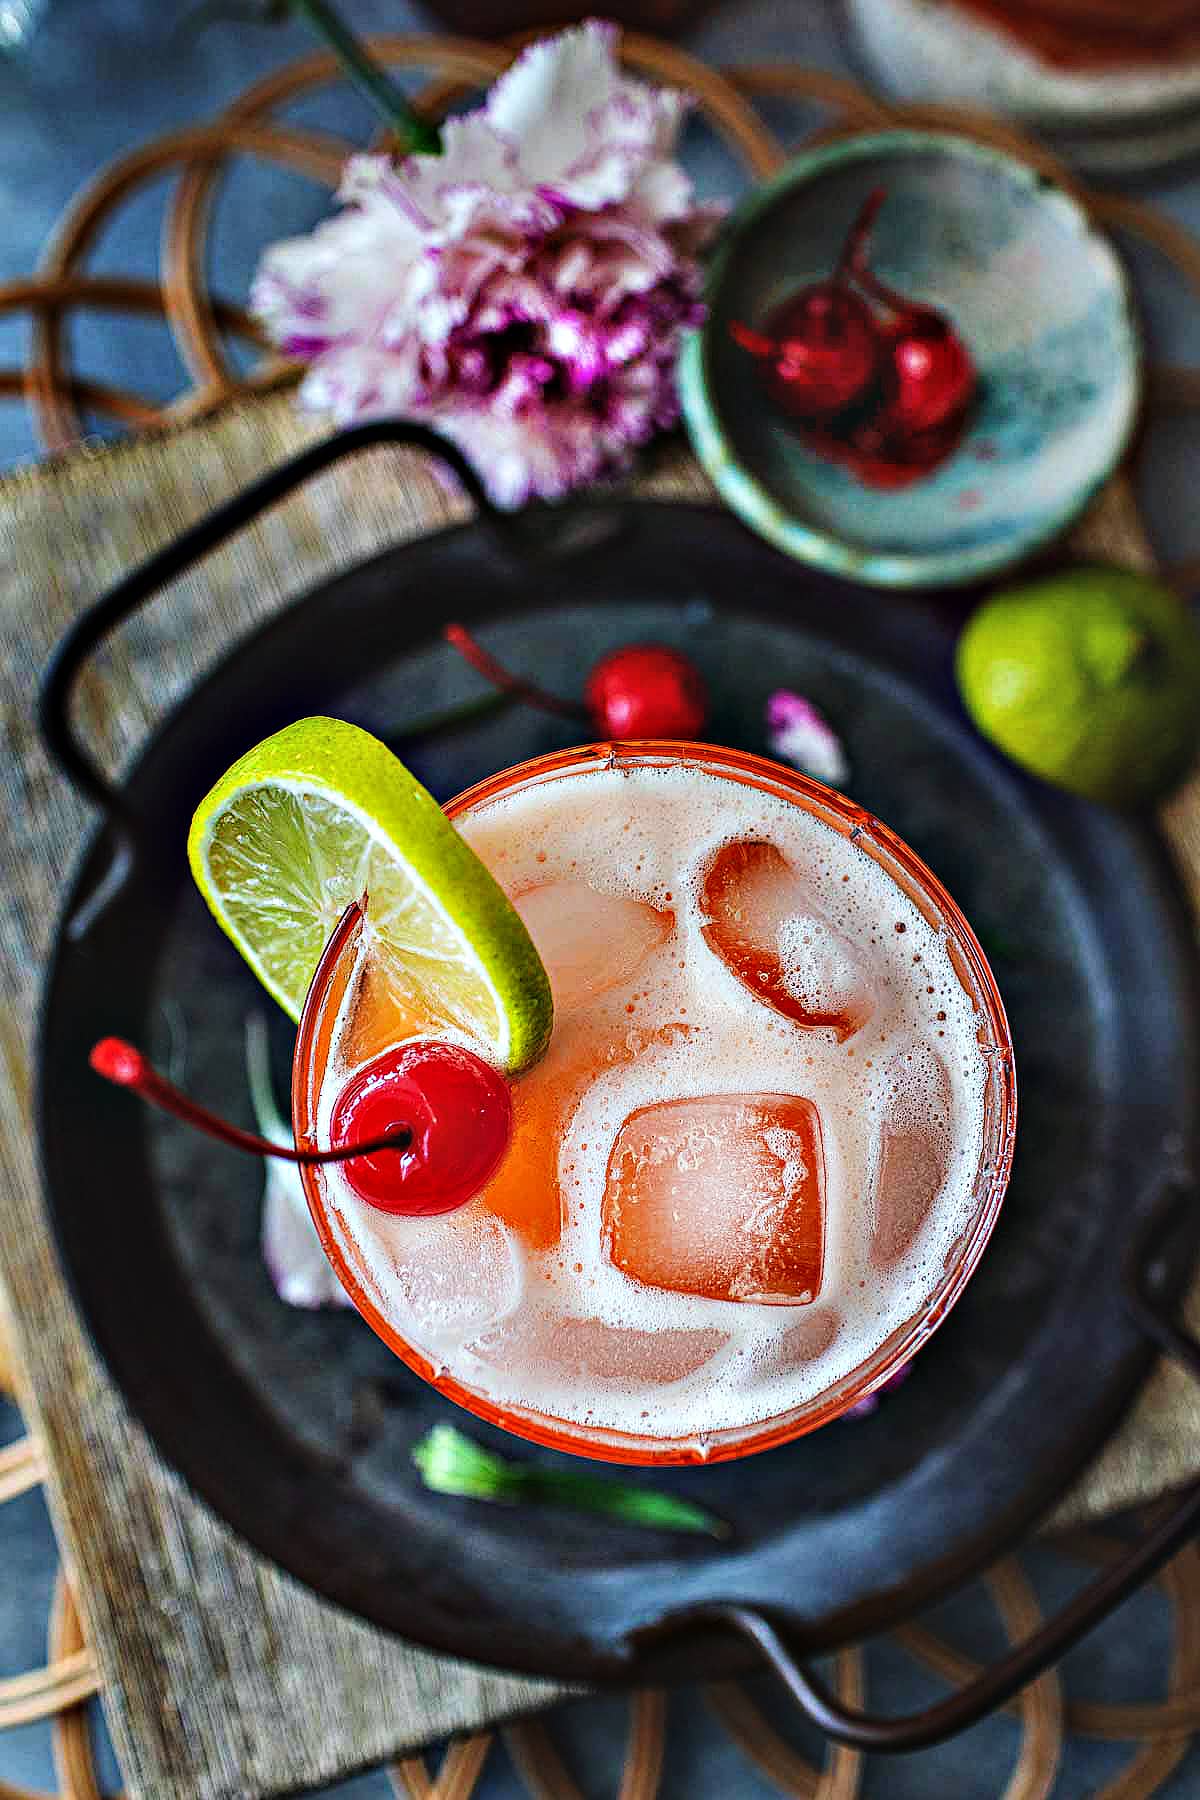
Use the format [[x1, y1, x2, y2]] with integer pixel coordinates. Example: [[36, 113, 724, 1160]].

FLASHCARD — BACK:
[[293, 740, 1017, 1466]]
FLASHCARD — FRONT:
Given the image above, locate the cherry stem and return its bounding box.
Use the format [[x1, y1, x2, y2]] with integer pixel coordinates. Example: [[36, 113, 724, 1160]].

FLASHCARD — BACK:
[[729, 320, 777, 358], [729, 189, 892, 362], [835, 186, 889, 284], [444, 623, 588, 722], [852, 259, 939, 323], [839, 188, 940, 323], [90, 1037, 413, 1164]]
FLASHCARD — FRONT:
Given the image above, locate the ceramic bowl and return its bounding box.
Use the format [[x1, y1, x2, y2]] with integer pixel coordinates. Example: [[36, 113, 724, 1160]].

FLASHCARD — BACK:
[[842, 0, 1200, 177], [679, 130, 1141, 589]]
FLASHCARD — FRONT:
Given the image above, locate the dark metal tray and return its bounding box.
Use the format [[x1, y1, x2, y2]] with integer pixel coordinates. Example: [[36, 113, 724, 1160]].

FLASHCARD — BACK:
[[35, 424, 1200, 1748]]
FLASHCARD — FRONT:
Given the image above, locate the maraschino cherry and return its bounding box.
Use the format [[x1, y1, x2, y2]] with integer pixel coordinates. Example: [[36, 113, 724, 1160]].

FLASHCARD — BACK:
[[730, 286, 879, 423], [849, 257, 977, 437], [729, 189, 885, 424], [881, 312, 976, 436], [90, 1033, 511, 1218], [329, 1040, 512, 1215], [584, 645, 708, 738], [730, 187, 977, 490], [444, 624, 710, 740]]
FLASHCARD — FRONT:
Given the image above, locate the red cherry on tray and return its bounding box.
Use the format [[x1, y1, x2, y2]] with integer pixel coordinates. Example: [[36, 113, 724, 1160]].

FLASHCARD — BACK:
[[330, 1040, 512, 1216], [444, 624, 710, 741], [585, 644, 710, 739]]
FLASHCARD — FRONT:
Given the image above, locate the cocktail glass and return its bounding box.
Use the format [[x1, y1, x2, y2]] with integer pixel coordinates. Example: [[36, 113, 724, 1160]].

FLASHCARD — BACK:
[[293, 742, 1016, 1465]]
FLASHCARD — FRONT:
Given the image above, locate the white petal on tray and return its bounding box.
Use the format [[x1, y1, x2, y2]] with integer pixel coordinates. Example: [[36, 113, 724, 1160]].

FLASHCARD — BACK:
[[262, 1163, 350, 1309], [766, 690, 850, 790], [247, 1015, 350, 1310]]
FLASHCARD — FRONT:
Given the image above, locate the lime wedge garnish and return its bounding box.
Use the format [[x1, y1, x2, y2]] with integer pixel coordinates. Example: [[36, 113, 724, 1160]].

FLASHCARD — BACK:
[[187, 716, 552, 1071]]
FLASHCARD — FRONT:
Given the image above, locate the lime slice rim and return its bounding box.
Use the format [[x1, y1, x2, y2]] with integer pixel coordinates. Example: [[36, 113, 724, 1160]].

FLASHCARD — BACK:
[[197, 776, 511, 1047], [187, 722, 553, 1071]]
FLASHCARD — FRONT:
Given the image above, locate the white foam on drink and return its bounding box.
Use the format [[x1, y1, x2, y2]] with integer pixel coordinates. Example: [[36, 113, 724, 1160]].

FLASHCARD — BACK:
[[776, 914, 868, 1015], [316, 762, 995, 1446]]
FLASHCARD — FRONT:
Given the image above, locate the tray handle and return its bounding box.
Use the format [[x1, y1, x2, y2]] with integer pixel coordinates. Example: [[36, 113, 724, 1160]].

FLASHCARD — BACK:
[[648, 1175, 1200, 1753], [37, 418, 603, 934]]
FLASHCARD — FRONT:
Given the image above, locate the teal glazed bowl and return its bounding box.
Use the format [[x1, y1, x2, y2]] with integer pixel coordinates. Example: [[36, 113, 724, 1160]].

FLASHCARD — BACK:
[[679, 131, 1141, 589]]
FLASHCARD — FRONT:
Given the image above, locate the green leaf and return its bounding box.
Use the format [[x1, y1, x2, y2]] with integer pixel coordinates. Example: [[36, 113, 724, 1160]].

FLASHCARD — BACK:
[[412, 1425, 731, 1539]]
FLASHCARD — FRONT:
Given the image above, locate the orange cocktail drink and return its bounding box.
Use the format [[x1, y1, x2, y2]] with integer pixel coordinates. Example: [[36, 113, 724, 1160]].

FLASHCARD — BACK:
[[294, 743, 1015, 1465]]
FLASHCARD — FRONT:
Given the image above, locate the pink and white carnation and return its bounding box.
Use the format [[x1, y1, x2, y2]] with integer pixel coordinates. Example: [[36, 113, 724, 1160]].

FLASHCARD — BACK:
[[252, 21, 721, 507]]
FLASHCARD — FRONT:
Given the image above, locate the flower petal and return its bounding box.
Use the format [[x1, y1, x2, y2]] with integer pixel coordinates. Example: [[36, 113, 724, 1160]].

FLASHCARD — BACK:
[[262, 1163, 351, 1309], [843, 1361, 912, 1420], [251, 22, 713, 509], [245, 1016, 351, 1310], [766, 691, 851, 790]]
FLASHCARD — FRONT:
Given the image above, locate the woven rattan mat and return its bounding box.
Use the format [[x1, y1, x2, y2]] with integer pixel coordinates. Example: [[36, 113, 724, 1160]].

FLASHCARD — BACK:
[[2, 396, 1200, 1800]]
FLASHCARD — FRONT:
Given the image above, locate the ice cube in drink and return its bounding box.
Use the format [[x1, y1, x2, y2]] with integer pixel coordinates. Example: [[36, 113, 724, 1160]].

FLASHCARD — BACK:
[[359, 1207, 523, 1342], [602, 1094, 824, 1304], [871, 1043, 953, 1265], [466, 1313, 724, 1388], [513, 881, 672, 1011], [700, 840, 875, 1040]]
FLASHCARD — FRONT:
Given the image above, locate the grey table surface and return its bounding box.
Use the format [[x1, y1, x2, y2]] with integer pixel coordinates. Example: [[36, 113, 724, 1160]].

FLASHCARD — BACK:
[[3, 3, 1200, 1796]]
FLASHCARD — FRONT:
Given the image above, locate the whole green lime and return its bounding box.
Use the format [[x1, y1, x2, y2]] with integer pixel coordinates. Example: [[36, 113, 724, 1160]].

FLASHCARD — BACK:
[[956, 566, 1200, 808]]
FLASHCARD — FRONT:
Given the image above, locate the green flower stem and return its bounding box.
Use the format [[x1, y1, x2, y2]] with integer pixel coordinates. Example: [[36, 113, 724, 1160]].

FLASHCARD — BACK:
[[289, 0, 441, 155], [412, 1424, 731, 1539]]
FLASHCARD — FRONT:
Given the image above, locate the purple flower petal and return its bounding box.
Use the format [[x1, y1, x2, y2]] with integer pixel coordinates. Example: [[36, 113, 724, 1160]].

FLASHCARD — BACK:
[[843, 1360, 912, 1420], [767, 691, 851, 790]]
